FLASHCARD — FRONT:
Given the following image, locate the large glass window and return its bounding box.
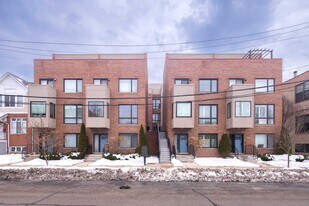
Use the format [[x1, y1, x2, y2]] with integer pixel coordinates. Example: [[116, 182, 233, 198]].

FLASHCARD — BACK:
[[10, 118, 27, 134], [255, 134, 274, 148], [255, 105, 274, 125], [199, 79, 218, 93], [88, 101, 104, 117], [235, 101, 251, 117], [255, 78, 274, 93], [174, 78, 189, 85], [119, 79, 138, 92], [118, 133, 138, 148], [229, 78, 244, 86], [199, 134, 218, 148], [153, 114, 161, 123], [4, 95, 15, 107], [64, 79, 82, 93], [93, 78, 108, 85], [153, 99, 161, 109], [296, 115, 309, 133], [295, 81, 309, 103], [40, 79, 54, 87], [64, 105, 83, 124], [199, 105, 218, 124], [50, 103, 55, 119], [176, 102, 192, 117], [118, 105, 138, 124], [295, 144, 309, 153], [64, 134, 79, 148], [30, 101, 46, 117]]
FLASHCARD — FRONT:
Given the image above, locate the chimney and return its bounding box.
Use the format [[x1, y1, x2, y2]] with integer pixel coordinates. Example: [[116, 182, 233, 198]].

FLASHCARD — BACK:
[[293, 71, 297, 77]]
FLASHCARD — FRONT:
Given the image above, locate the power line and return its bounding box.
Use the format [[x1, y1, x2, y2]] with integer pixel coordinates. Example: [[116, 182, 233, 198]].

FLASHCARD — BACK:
[[0, 79, 305, 100], [0, 85, 298, 107], [0, 21, 308, 47]]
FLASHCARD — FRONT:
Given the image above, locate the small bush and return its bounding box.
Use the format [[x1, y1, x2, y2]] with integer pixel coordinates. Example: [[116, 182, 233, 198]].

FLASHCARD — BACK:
[[295, 158, 305, 162], [218, 133, 231, 158], [103, 153, 120, 161], [303, 155, 309, 160], [258, 154, 274, 161], [39, 154, 61, 160], [67, 152, 80, 159]]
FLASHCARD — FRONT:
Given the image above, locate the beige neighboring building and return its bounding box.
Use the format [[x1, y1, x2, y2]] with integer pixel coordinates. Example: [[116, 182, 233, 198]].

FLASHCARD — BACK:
[[282, 71, 309, 154]]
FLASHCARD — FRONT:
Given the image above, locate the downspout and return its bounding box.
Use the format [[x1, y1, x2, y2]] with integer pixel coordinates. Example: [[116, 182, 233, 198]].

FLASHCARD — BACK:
[[31, 128, 34, 154], [6, 123, 10, 154]]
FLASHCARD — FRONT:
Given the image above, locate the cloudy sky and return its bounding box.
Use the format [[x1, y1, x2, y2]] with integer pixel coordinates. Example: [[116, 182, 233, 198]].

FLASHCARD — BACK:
[[0, 0, 308, 83]]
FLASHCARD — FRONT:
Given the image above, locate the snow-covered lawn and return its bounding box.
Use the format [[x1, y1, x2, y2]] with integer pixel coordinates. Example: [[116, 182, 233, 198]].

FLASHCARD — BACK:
[[89, 153, 159, 167], [13, 158, 83, 167], [260, 154, 309, 169], [171, 158, 184, 167], [0, 154, 24, 165], [195, 157, 259, 168]]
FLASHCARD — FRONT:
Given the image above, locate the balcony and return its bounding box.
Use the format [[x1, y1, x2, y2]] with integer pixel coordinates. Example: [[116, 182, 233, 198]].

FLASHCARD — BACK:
[[172, 84, 195, 129], [226, 84, 254, 129], [85, 84, 110, 129], [28, 85, 56, 128]]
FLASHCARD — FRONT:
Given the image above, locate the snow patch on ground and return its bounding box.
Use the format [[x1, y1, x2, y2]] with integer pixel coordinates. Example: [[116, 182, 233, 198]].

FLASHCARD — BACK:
[[194, 157, 259, 168], [171, 158, 184, 167], [89, 154, 159, 167], [260, 155, 309, 169], [13, 158, 83, 166], [0, 154, 23, 165]]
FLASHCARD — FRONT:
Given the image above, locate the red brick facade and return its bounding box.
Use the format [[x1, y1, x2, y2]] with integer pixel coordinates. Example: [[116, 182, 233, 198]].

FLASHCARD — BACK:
[[163, 54, 283, 157]]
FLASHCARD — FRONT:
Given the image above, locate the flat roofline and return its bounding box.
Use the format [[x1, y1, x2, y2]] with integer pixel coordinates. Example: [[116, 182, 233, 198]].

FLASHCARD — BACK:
[[166, 53, 282, 60], [35, 53, 147, 60]]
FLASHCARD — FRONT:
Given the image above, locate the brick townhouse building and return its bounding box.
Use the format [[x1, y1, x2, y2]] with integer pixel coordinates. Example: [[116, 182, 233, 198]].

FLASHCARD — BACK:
[[0, 72, 32, 154], [282, 71, 309, 154], [162, 51, 283, 157], [28, 54, 148, 154]]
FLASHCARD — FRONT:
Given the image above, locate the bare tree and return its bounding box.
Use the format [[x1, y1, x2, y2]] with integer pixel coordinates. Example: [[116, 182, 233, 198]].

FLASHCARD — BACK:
[[276, 96, 304, 168], [31, 118, 62, 166]]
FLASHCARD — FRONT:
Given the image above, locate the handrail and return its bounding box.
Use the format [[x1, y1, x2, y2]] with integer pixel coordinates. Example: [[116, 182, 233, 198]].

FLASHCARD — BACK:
[[166, 137, 172, 161], [189, 144, 195, 159], [245, 145, 258, 157], [234, 146, 240, 159], [156, 126, 160, 161], [172, 145, 176, 159]]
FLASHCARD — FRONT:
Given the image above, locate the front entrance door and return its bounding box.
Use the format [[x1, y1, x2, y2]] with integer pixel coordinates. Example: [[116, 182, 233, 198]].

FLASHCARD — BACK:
[[175, 134, 188, 154], [230, 134, 243, 153], [93, 134, 108, 153]]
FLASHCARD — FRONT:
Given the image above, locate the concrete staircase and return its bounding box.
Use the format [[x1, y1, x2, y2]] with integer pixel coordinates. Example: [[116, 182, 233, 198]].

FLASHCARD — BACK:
[[158, 132, 171, 163], [176, 154, 194, 163], [85, 154, 102, 162]]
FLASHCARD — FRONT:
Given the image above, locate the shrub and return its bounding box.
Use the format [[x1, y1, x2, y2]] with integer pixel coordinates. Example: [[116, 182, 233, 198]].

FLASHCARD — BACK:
[[39, 154, 60, 160], [136, 124, 148, 155], [103, 153, 119, 161], [296, 157, 305, 162], [304, 155, 309, 160], [67, 152, 80, 159], [77, 123, 88, 159], [258, 154, 274, 161], [218, 133, 231, 158]]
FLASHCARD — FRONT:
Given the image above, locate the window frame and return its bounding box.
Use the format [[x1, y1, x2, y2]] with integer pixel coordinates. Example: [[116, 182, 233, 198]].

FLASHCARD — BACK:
[[64, 133, 79, 148], [229, 78, 244, 86], [198, 104, 218, 125], [296, 114, 309, 133], [227, 102, 231, 119], [39, 78, 54, 87], [199, 79, 218, 93], [63, 79, 83, 93], [4, 95, 15, 107], [176, 101, 192, 118], [10, 118, 27, 134], [295, 81, 309, 103], [118, 104, 138, 124], [118, 78, 138, 93], [30, 101, 46, 117], [174, 78, 190, 85], [63, 105, 83, 124], [152, 113, 161, 123], [93, 78, 109, 85], [50, 103, 56, 119], [255, 134, 274, 149], [235, 101, 251, 117], [152, 99, 161, 109], [198, 133, 218, 148], [118, 133, 138, 148], [88, 101, 104, 117], [255, 78, 275, 93], [255, 104, 275, 125]]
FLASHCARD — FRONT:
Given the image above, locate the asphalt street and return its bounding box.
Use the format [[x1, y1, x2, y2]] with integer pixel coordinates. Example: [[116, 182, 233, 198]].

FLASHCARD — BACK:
[[0, 180, 308, 206]]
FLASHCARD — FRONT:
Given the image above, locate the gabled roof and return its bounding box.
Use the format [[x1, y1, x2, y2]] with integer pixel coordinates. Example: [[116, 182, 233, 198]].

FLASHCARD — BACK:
[[284, 70, 309, 84], [0, 72, 32, 89]]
